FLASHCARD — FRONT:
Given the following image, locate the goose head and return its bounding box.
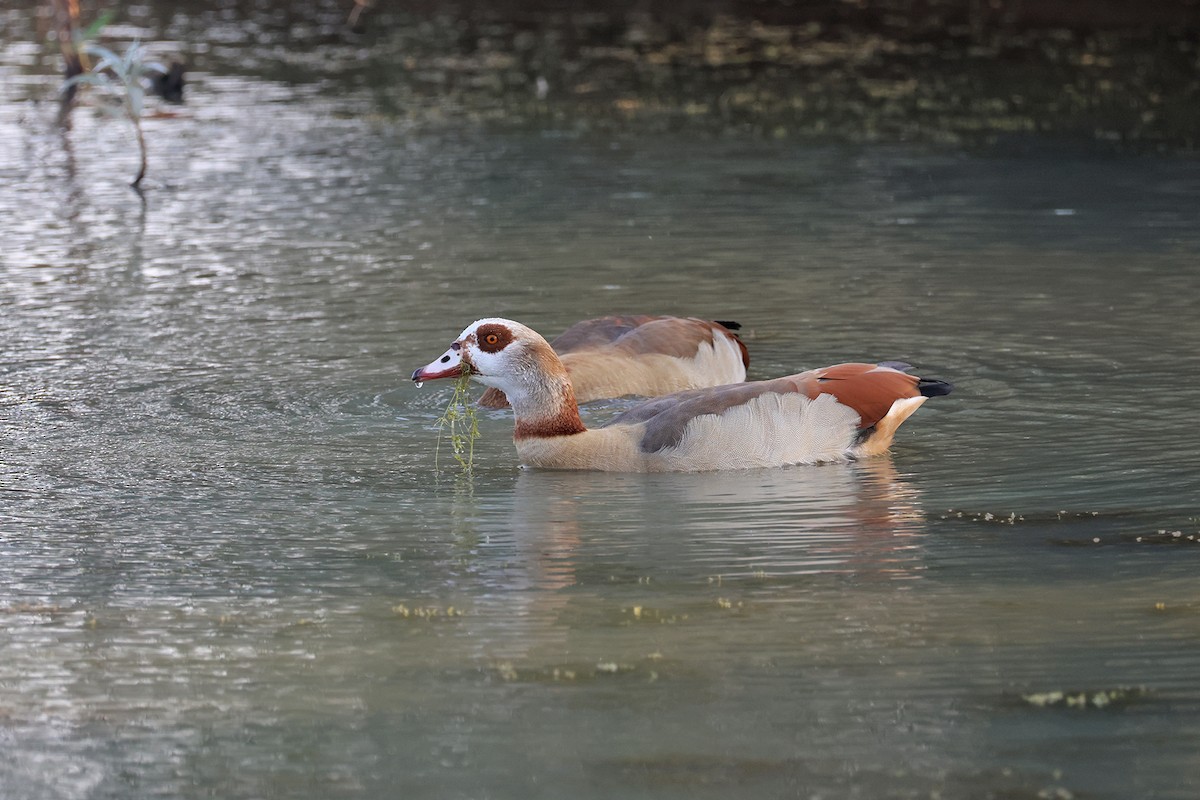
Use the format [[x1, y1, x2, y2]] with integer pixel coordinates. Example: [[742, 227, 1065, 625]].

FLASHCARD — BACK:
[[412, 318, 576, 415]]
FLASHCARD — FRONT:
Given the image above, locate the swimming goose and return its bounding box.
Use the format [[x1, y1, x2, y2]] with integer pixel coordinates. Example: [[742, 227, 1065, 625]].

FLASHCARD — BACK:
[[477, 315, 749, 408], [412, 318, 952, 472]]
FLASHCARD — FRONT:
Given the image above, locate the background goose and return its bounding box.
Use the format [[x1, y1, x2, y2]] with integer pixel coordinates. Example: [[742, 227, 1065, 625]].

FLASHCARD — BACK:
[[413, 318, 952, 473], [477, 315, 749, 408]]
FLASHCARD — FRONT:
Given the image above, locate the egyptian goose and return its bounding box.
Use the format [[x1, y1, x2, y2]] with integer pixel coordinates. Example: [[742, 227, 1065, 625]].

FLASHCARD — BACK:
[[412, 319, 952, 473], [477, 315, 749, 408]]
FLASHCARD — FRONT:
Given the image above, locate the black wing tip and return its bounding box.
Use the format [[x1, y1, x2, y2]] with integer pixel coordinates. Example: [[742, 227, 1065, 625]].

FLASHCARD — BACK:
[[878, 362, 952, 397], [918, 378, 954, 398], [713, 319, 742, 331]]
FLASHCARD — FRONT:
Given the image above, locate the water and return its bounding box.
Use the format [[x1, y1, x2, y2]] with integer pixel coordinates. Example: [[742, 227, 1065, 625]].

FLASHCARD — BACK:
[[4, 13, 1200, 800]]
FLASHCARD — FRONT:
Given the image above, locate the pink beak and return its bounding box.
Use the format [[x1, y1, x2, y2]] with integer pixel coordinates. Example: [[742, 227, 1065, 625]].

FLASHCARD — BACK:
[[412, 342, 465, 383]]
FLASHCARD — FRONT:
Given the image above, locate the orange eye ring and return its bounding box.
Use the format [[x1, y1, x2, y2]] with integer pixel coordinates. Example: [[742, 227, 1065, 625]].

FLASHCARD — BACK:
[[484, 333, 499, 345]]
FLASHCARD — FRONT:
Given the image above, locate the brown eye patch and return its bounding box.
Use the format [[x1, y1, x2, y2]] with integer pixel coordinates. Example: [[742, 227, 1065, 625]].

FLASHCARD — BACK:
[[475, 324, 513, 353]]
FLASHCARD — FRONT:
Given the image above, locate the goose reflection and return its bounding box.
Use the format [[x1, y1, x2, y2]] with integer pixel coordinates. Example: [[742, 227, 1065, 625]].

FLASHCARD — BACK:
[[503, 456, 929, 590], [458, 459, 930, 665]]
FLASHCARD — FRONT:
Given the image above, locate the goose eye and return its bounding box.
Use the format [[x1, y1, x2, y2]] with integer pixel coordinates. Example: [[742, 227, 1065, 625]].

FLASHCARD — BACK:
[[476, 325, 510, 353]]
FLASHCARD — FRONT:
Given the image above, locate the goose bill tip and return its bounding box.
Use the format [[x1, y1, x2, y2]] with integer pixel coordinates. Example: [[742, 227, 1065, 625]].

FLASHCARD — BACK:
[[411, 364, 463, 383]]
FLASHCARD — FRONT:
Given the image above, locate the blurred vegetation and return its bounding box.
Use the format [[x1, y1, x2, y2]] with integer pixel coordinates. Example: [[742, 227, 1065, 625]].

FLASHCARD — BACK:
[[349, 0, 1200, 149], [20, 0, 1200, 150], [62, 38, 167, 188]]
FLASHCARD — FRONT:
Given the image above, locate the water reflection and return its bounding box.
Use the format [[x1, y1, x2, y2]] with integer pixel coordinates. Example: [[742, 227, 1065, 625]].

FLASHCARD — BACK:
[[505, 457, 929, 587], [444, 458, 931, 666]]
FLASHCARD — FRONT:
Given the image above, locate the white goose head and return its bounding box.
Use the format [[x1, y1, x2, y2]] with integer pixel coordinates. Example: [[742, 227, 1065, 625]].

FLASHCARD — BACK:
[[412, 318, 573, 414]]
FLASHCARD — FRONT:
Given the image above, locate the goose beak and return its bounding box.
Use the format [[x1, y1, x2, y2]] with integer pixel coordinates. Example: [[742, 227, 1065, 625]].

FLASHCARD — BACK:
[[412, 343, 464, 383]]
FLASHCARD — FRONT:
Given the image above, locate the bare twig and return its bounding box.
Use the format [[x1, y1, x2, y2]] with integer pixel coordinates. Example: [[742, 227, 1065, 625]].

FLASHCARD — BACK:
[[348, 0, 374, 28], [131, 117, 147, 189], [52, 0, 83, 122]]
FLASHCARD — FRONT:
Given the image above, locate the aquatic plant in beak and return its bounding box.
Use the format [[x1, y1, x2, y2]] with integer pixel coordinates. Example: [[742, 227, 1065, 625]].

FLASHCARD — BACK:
[[433, 367, 480, 475]]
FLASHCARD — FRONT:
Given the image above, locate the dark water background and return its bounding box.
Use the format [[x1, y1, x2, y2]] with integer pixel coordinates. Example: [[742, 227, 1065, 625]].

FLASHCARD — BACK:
[[3, 2, 1200, 798]]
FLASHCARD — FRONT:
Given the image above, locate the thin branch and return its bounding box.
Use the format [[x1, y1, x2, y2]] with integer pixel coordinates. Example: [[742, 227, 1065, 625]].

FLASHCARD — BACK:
[[131, 118, 147, 189], [348, 0, 373, 28], [52, 0, 83, 123]]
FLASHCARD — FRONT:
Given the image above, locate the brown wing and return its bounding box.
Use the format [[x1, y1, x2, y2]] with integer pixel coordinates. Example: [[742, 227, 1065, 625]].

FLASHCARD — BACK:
[[604, 317, 750, 369], [806, 363, 923, 431], [477, 387, 509, 409], [608, 364, 922, 453], [551, 315, 747, 365], [549, 315, 662, 353]]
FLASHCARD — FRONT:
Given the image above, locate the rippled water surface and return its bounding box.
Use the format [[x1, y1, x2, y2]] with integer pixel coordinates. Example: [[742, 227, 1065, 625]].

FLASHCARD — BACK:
[[4, 18, 1200, 800]]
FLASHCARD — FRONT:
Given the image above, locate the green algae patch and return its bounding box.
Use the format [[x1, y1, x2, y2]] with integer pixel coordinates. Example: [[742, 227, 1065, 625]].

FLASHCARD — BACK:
[[1019, 687, 1150, 710], [488, 654, 668, 685], [392, 603, 467, 620]]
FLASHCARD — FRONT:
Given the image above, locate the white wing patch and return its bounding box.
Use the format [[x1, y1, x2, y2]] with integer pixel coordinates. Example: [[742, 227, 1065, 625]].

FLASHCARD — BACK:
[[701, 332, 750, 385], [650, 392, 863, 471]]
